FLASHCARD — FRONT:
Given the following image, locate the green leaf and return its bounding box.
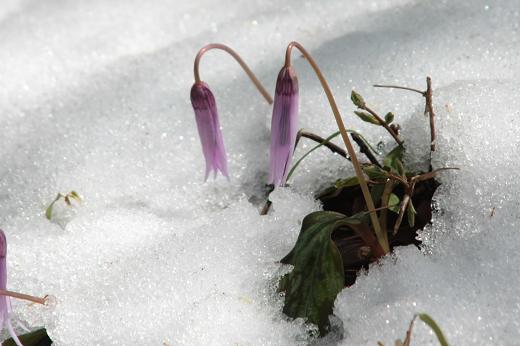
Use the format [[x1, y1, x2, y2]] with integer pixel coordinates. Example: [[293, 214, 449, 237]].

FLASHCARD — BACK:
[[354, 111, 380, 125], [45, 205, 53, 220], [383, 145, 405, 173], [370, 184, 385, 205], [69, 191, 81, 202], [45, 194, 63, 220], [418, 314, 449, 346], [388, 193, 400, 213], [280, 211, 360, 335], [351, 90, 366, 108], [2, 328, 53, 346], [335, 176, 359, 189], [407, 200, 417, 227], [384, 112, 395, 124], [285, 131, 341, 183], [363, 165, 388, 180]]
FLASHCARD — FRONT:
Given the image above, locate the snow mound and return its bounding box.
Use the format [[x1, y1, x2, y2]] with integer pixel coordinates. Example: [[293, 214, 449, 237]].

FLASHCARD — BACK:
[[336, 79, 520, 345], [0, 0, 519, 345]]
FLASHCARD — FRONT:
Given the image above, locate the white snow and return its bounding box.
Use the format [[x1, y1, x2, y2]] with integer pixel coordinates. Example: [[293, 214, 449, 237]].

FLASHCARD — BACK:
[[0, 0, 519, 345]]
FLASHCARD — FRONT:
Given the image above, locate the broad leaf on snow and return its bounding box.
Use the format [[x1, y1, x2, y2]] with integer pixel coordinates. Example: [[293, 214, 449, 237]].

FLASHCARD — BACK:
[[279, 211, 364, 335]]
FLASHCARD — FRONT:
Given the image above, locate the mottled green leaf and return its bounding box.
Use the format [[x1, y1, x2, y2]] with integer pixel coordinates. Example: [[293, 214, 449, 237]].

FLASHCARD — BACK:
[[280, 211, 363, 335]]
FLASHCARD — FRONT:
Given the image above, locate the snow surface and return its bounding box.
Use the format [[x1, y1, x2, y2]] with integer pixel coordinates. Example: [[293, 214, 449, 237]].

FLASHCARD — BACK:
[[0, 0, 519, 345]]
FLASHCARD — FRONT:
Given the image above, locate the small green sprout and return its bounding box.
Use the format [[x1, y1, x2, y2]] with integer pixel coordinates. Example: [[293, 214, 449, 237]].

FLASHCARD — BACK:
[[378, 313, 449, 346], [45, 191, 81, 220]]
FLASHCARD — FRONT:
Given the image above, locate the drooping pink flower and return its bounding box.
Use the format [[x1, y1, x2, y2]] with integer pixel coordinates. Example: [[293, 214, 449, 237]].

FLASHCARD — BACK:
[[0, 230, 23, 346], [190, 81, 229, 181], [269, 66, 299, 186]]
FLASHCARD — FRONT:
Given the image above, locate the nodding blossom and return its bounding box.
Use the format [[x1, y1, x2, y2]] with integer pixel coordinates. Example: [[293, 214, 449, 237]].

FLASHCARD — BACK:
[[191, 43, 273, 182], [0, 230, 23, 346], [190, 82, 229, 181], [269, 66, 299, 186]]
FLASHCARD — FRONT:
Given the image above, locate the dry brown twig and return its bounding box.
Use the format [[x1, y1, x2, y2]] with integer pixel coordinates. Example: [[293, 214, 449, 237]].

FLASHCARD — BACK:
[[374, 77, 437, 169], [383, 168, 459, 234], [295, 130, 348, 158]]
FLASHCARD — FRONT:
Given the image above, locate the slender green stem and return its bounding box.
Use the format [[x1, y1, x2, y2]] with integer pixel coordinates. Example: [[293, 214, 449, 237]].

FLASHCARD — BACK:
[[286, 129, 380, 183], [286, 131, 341, 183]]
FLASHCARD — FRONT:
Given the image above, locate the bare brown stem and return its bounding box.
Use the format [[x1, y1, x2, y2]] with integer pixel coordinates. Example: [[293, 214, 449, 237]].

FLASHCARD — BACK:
[[362, 105, 403, 146], [373, 84, 424, 95], [285, 41, 388, 253], [386, 172, 409, 187], [403, 315, 418, 346], [393, 181, 416, 235], [425, 76, 436, 153], [296, 130, 348, 158], [193, 43, 273, 104], [393, 194, 410, 235], [0, 289, 47, 305], [410, 167, 459, 183], [374, 78, 437, 165], [350, 132, 381, 167]]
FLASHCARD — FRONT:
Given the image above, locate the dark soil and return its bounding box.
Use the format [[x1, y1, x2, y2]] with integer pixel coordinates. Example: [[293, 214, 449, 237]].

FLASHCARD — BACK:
[[318, 178, 440, 286]]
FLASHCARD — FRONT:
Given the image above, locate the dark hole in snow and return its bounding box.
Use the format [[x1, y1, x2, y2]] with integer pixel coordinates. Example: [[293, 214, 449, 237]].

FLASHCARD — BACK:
[[318, 178, 440, 287]]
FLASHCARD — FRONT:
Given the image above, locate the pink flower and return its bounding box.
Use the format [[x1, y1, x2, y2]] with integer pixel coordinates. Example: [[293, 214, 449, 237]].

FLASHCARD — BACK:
[[269, 66, 299, 186], [0, 230, 23, 346], [190, 82, 229, 181]]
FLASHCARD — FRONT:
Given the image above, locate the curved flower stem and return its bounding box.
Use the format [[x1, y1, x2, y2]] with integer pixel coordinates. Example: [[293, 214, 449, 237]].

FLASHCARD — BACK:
[[285, 41, 389, 253], [193, 43, 273, 104], [0, 289, 47, 305]]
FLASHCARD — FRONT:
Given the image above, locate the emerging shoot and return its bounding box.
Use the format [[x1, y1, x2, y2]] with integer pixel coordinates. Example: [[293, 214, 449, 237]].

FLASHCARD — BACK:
[[45, 191, 81, 221]]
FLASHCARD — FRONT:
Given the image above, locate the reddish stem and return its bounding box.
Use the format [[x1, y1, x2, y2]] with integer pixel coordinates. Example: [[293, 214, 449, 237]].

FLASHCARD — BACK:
[[193, 43, 273, 104], [0, 289, 47, 305], [285, 41, 388, 253]]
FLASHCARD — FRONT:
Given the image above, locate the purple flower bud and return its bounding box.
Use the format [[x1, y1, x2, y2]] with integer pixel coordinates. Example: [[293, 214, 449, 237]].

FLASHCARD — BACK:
[[190, 82, 229, 181], [269, 66, 299, 186], [0, 230, 23, 346]]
